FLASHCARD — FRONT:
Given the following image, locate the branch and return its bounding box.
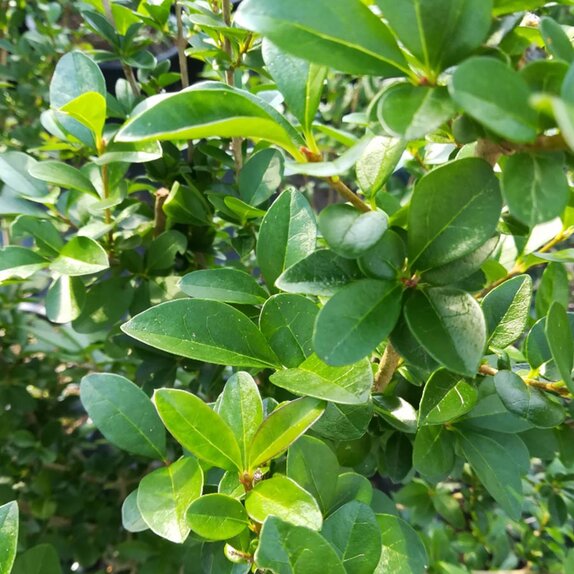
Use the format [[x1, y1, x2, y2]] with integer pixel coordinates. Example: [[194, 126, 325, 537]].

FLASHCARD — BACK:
[[373, 344, 401, 393], [154, 187, 170, 237], [176, 2, 194, 163]]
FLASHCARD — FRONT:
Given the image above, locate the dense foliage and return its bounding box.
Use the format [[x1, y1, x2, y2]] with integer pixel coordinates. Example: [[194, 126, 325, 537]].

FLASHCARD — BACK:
[[2, 0, 574, 572]]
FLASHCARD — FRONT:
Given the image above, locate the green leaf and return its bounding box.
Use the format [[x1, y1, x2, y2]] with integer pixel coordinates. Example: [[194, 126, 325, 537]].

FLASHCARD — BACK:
[[421, 236, 498, 287], [11, 544, 62, 574], [260, 294, 318, 367], [319, 204, 388, 259], [378, 85, 457, 140], [116, 82, 304, 159], [419, 369, 477, 426], [180, 268, 267, 305], [322, 502, 382, 574], [287, 435, 339, 513], [146, 230, 187, 273], [93, 140, 163, 166], [313, 402, 373, 441], [187, 494, 249, 541], [314, 279, 402, 366], [536, 262, 569, 318], [60, 92, 107, 139], [29, 160, 97, 195], [255, 516, 346, 574], [332, 472, 373, 511], [137, 457, 203, 543], [257, 189, 317, 289], [10, 215, 64, 257], [122, 490, 148, 533], [154, 389, 243, 471], [525, 317, 552, 369], [246, 475, 323, 530], [239, 148, 284, 206], [408, 158, 502, 271], [413, 426, 455, 483], [375, 514, 428, 574], [493, 0, 546, 15], [502, 153, 569, 227], [356, 136, 405, 198], [0, 152, 49, 200], [80, 373, 166, 459], [0, 246, 49, 282], [46, 276, 86, 324], [359, 230, 406, 281], [546, 301, 574, 390], [235, 0, 408, 77], [449, 57, 538, 143], [0, 501, 18, 574], [376, 0, 492, 73], [163, 182, 212, 226], [494, 370, 565, 428], [248, 397, 325, 469], [276, 250, 363, 296], [270, 354, 373, 404], [50, 236, 109, 276], [457, 429, 524, 519], [373, 396, 417, 434], [122, 300, 279, 369], [540, 17, 574, 62], [262, 40, 327, 133], [404, 288, 487, 377], [216, 372, 264, 466]]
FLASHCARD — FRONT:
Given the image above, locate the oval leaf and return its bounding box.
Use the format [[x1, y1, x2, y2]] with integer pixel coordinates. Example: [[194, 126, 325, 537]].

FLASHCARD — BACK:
[[187, 494, 249, 541]]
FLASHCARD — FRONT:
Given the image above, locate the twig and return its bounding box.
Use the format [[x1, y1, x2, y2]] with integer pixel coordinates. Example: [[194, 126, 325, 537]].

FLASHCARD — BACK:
[[176, 2, 194, 162], [154, 187, 170, 237], [373, 344, 401, 393], [329, 177, 371, 213]]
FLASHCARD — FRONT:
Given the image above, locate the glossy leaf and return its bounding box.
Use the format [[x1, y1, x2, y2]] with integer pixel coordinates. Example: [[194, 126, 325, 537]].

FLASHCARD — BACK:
[[235, 0, 408, 77], [260, 294, 318, 367], [270, 354, 373, 404], [314, 279, 402, 366], [248, 397, 325, 469], [238, 148, 284, 206], [322, 502, 382, 574], [180, 268, 267, 305], [319, 204, 388, 259], [535, 262, 569, 318], [246, 475, 322, 530], [540, 17, 574, 62], [404, 288, 487, 377], [449, 57, 538, 143], [122, 300, 279, 369], [546, 302, 574, 389], [29, 160, 97, 195], [372, 396, 417, 434], [359, 230, 406, 281], [154, 389, 242, 470], [408, 158, 502, 271], [0, 501, 18, 574], [482, 274, 532, 349], [0, 152, 49, 200], [187, 494, 249, 541], [163, 182, 212, 226], [257, 189, 317, 289], [313, 402, 373, 441], [137, 457, 203, 543], [50, 236, 109, 276], [0, 246, 49, 282], [255, 516, 346, 574], [46, 276, 86, 323], [122, 490, 148, 533], [60, 91, 107, 139], [10, 215, 63, 257], [494, 370, 565, 428], [413, 426, 455, 483]]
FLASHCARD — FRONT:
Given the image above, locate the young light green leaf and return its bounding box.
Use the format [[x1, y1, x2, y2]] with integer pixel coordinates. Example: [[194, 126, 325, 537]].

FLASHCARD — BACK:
[[60, 92, 107, 139], [255, 516, 346, 574], [260, 294, 318, 367], [180, 268, 267, 305], [502, 153, 569, 227], [314, 279, 402, 366], [377, 0, 492, 72], [137, 457, 203, 543], [154, 389, 242, 471], [319, 204, 388, 259], [80, 373, 166, 459], [0, 246, 49, 282], [413, 426, 455, 483], [0, 501, 18, 574], [546, 301, 574, 390], [122, 300, 280, 369], [375, 514, 428, 574], [482, 274, 532, 349], [235, 0, 408, 77], [419, 369, 477, 426], [287, 436, 339, 513], [238, 148, 284, 206], [408, 158, 502, 271], [404, 288, 487, 377], [494, 370, 565, 428], [257, 189, 317, 289], [46, 276, 86, 324], [216, 372, 264, 465], [248, 397, 325, 469], [246, 475, 322, 530], [29, 161, 97, 195], [378, 85, 457, 140], [449, 57, 538, 143], [276, 250, 363, 296], [122, 490, 148, 533], [270, 354, 373, 405], [262, 40, 327, 133], [187, 494, 249, 541], [116, 82, 305, 159], [50, 236, 109, 276]]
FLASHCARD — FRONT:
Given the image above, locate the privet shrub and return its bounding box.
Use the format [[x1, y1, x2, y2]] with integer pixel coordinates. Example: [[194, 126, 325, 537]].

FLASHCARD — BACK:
[[2, 0, 574, 572]]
